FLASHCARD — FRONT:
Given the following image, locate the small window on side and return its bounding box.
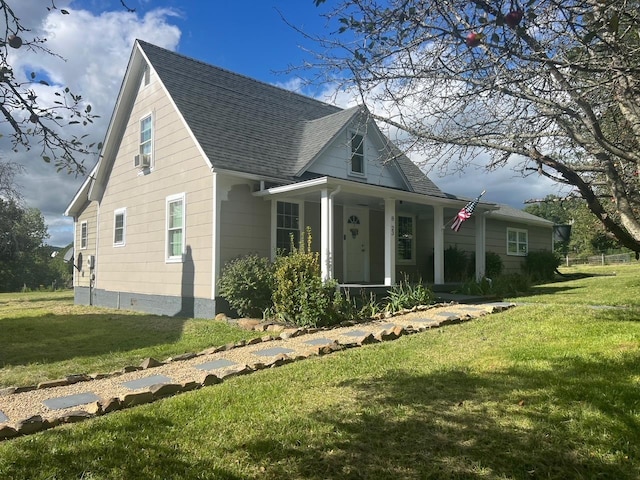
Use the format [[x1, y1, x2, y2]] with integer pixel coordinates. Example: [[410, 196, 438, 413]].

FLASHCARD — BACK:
[[166, 193, 186, 262], [507, 228, 528, 256], [140, 114, 153, 165], [80, 221, 88, 249], [114, 208, 126, 246]]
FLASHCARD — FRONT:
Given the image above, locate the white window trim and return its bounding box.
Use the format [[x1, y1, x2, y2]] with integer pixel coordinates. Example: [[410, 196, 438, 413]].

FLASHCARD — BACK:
[[271, 199, 304, 258], [113, 208, 127, 247], [80, 221, 88, 250], [507, 227, 528, 256], [139, 112, 154, 169], [396, 214, 416, 265], [166, 193, 186, 263], [348, 130, 366, 177]]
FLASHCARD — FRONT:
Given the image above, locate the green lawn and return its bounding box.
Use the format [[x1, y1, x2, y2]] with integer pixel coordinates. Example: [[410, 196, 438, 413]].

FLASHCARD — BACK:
[[1, 266, 639, 479], [0, 291, 262, 387]]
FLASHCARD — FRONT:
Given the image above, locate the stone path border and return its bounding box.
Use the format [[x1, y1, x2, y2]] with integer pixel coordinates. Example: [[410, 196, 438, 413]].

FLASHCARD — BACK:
[[0, 301, 515, 441]]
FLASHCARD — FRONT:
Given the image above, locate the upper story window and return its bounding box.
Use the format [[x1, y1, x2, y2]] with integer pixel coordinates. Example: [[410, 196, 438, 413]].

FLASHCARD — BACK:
[[143, 66, 150, 87], [397, 215, 415, 264], [507, 228, 528, 256], [114, 208, 126, 246], [276, 201, 300, 254], [167, 193, 186, 262], [80, 221, 88, 249], [350, 132, 365, 175], [140, 114, 153, 165]]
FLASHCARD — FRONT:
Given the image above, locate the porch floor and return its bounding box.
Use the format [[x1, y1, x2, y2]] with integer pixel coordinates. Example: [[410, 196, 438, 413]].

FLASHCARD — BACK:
[[339, 284, 490, 305]]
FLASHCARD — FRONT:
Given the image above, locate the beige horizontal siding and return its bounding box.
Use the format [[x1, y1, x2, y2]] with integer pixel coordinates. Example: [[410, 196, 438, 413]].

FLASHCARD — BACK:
[[95, 72, 214, 299], [74, 201, 98, 287]]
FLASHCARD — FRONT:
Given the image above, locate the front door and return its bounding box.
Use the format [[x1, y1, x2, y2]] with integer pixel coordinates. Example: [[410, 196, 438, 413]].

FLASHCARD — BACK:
[[344, 207, 369, 283]]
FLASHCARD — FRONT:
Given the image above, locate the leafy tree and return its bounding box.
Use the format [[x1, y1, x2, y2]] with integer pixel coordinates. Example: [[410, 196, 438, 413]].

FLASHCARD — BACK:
[[0, 160, 22, 200], [524, 195, 621, 255], [310, 0, 640, 255], [0, 197, 59, 291], [1, 1, 99, 174]]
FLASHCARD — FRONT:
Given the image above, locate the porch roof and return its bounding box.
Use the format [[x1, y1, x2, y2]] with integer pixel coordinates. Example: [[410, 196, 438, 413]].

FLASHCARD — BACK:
[[253, 176, 498, 212]]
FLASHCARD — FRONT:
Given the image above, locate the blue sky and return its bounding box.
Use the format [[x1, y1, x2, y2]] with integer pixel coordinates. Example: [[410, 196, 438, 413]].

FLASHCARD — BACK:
[[5, 0, 560, 246]]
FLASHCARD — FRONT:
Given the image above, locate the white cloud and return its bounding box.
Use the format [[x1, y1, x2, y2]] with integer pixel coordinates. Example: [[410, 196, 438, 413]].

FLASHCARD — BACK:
[[2, 1, 181, 246]]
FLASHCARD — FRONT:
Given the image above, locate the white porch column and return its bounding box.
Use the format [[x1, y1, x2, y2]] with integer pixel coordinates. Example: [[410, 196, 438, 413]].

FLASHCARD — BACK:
[[320, 188, 332, 281], [433, 205, 444, 284], [475, 212, 486, 281], [384, 198, 396, 286]]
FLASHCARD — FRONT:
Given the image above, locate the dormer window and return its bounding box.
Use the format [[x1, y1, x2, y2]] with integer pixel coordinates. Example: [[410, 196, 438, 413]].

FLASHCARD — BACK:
[[350, 132, 365, 175]]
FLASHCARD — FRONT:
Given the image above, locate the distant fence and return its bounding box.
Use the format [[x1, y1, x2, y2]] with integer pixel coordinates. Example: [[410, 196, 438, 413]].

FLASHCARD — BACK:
[[564, 253, 633, 266]]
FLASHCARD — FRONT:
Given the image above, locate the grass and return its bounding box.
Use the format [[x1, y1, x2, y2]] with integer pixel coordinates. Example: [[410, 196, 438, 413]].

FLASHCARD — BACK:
[[0, 291, 263, 387], [1, 266, 639, 479], [507, 263, 640, 307]]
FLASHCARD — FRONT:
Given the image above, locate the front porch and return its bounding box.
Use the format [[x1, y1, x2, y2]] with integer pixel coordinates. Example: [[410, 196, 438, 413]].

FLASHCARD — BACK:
[[254, 176, 494, 286]]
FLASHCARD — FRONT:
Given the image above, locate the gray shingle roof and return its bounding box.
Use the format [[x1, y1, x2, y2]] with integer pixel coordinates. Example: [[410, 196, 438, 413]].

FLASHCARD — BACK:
[[488, 204, 554, 226], [138, 40, 445, 196], [294, 106, 362, 175]]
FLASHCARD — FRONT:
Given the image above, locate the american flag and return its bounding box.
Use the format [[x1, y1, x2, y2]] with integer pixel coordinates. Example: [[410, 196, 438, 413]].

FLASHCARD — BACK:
[[451, 190, 485, 232]]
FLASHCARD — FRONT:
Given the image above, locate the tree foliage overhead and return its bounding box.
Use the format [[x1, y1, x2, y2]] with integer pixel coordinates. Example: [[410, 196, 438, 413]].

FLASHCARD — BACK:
[[310, 0, 640, 253], [0, 0, 99, 174]]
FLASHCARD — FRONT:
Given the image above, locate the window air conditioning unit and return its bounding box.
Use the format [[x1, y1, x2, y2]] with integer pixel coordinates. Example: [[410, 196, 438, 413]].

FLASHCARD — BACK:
[[134, 154, 151, 168]]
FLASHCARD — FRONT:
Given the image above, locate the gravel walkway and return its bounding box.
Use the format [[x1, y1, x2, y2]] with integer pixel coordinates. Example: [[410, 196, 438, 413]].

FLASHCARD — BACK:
[[0, 302, 514, 439]]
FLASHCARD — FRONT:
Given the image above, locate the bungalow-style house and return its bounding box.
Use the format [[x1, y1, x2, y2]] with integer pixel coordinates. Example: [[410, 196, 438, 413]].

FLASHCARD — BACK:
[[65, 40, 553, 318]]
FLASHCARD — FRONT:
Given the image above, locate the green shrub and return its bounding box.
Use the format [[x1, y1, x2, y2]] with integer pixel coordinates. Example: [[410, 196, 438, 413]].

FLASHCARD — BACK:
[[457, 277, 494, 296], [218, 253, 274, 318], [384, 275, 433, 314], [273, 228, 352, 327], [444, 246, 469, 282], [492, 273, 531, 296], [458, 273, 531, 297], [524, 250, 561, 282], [467, 251, 504, 279]]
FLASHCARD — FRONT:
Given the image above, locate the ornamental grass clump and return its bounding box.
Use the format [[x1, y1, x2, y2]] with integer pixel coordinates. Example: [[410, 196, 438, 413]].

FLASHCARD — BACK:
[[384, 274, 433, 314]]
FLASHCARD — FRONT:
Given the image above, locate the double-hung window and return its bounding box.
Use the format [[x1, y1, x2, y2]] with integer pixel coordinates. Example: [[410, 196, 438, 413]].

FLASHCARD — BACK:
[[80, 221, 88, 249], [114, 208, 126, 246], [276, 201, 300, 254], [140, 114, 153, 164], [507, 228, 528, 256], [397, 215, 415, 263], [350, 132, 365, 175], [167, 193, 185, 262]]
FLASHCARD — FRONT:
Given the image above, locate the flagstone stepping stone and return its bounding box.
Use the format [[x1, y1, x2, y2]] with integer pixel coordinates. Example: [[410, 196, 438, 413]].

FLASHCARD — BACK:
[[303, 337, 335, 346], [485, 302, 515, 309], [43, 392, 101, 411], [253, 347, 295, 357], [121, 374, 173, 391], [405, 317, 437, 323], [0, 410, 8, 423], [377, 323, 396, 330], [434, 311, 462, 318], [340, 329, 371, 337], [194, 359, 238, 371]]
